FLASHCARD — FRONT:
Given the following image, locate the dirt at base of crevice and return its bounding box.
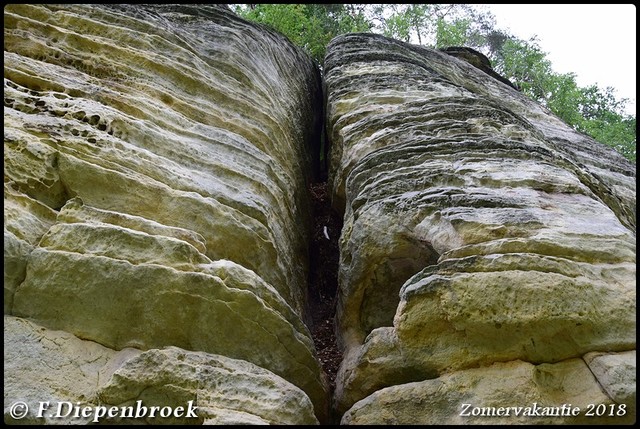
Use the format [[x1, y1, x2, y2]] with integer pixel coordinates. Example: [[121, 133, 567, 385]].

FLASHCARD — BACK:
[[307, 180, 343, 412]]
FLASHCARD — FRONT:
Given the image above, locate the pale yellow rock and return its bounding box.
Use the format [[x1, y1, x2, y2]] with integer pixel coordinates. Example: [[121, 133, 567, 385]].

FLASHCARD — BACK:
[[334, 327, 427, 417], [395, 258, 636, 369], [4, 185, 58, 313], [325, 34, 636, 416], [335, 155, 636, 351], [335, 255, 636, 413], [4, 3, 327, 421], [4, 231, 33, 313], [39, 222, 211, 270], [342, 359, 628, 425], [4, 2, 321, 312], [202, 409, 271, 425], [584, 350, 636, 418], [3, 127, 70, 210], [99, 347, 319, 425], [4, 316, 319, 425], [12, 247, 326, 415], [336, 209, 440, 348], [58, 197, 207, 254], [4, 184, 58, 245], [55, 199, 310, 337], [201, 259, 313, 341], [4, 315, 126, 424]]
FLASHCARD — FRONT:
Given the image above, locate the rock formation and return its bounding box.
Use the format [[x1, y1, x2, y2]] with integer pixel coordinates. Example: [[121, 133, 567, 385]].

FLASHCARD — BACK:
[[440, 46, 519, 90], [324, 33, 636, 424], [4, 4, 325, 424], [4, 6, 636, 426]]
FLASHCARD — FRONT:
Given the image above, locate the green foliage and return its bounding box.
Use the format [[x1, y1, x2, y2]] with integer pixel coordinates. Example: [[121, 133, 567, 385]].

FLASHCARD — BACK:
[[233, 4, 369, 63], [492, 37, 554, 101], [575, 85, 636, 162], [383, 10, 412, 42], [234, 4, 635, 162], [370, 4, 495, 48], [491, 36, 635, 162], [435, 18, 470, 48], [382, 4, 432, 44]]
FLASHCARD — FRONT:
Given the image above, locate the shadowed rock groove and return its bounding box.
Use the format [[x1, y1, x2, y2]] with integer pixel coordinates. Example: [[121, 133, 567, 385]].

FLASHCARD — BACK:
[[308, 180, 343, 424]]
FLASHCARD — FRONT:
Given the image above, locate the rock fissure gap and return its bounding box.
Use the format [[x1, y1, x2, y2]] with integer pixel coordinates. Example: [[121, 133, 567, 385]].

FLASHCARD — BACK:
[[303, 63, 345, 423], [307, 175, 343, 415]]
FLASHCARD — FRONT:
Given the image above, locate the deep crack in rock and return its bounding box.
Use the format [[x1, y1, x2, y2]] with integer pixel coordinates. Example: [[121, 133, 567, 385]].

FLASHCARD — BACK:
[[307, 181, 343, 417]]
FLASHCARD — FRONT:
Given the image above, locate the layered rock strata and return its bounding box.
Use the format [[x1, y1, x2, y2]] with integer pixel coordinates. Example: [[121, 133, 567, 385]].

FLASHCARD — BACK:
[[4, 316, 319, 425], [4, 5, 637, 425], [4, 4, 326, 423], [324, 33, 636, 423], [341, 353, 636, 425]]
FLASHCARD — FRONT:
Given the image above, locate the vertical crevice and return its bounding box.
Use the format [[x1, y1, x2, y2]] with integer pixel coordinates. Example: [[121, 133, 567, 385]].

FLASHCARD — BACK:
[[304, 61, 346, 423], [307, 178, 343, 424]]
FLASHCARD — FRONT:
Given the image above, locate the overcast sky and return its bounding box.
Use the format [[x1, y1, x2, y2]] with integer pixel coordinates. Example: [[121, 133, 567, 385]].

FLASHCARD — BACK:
[[479, 4, 636, 115]]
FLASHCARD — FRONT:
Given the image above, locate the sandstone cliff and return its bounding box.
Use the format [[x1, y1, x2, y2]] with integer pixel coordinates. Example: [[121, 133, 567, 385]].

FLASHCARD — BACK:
[[5, 4, 325, 424], [4, 5, 636, 426], [324, 33, 636, 424]]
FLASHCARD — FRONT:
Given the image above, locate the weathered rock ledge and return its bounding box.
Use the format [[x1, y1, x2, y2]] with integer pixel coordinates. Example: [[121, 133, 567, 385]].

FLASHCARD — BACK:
[[4, 4, 326, 423], [4, 7, 636, 426], [324, 33, 636, 423]]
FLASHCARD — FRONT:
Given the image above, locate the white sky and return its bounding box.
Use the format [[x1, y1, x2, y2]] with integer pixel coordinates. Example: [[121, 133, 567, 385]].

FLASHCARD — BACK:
[[480, 4, 636, 115]]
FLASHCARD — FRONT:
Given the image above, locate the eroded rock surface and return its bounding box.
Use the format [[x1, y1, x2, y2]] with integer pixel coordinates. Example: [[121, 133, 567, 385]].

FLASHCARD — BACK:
[[324, 33, 636, 422], [341, 357, 635, 425], [4, 316, 318, 425], [4, 6, 636, 426], [4, 3, 327, 422]]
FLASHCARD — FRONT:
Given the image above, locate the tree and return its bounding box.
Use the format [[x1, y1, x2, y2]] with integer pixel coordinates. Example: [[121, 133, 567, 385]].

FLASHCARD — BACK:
[[490, 35, 635, 162], [576, 85, 636, 162], [233, 4, 370, 63], [436, 18, 479, 48], [491, 36, 555, 102], [367, 4, 496, 48], [234, 4, 635, 162], [377, 4, 432, 44]]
